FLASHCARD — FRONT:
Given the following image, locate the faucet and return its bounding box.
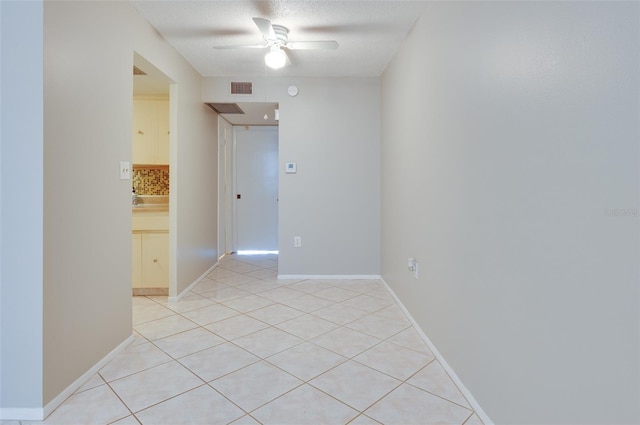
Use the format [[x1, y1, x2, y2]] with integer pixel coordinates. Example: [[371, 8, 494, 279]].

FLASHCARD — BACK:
[[132, 187, 140, 205]]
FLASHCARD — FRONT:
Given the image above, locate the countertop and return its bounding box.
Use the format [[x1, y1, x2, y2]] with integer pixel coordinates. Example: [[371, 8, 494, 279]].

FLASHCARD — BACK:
[[132, 195, 169, 213]]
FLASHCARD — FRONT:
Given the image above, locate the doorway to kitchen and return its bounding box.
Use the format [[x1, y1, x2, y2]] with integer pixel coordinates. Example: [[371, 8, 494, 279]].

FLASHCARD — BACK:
[[131, 52, 173, 297]]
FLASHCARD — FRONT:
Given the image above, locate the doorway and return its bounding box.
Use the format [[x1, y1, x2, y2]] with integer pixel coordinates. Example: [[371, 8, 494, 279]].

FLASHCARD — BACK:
[[234, 125, 279, 252], [132, 53, 173, 297]]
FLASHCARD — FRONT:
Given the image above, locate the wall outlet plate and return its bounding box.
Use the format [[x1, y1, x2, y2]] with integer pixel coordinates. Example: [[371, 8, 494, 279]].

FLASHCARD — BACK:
[[285, 162, 297, 174]]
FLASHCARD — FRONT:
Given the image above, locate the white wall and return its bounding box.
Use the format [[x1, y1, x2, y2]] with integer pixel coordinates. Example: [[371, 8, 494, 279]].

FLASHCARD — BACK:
[[0, 1, 218, 414], [0, 0, 44, 413], [381, 2, 639, 424], [203, 77, 381, 276]]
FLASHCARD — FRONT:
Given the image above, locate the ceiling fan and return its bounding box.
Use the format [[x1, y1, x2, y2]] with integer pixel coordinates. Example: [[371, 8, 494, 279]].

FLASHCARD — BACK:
[[213, 17, 339, 69]]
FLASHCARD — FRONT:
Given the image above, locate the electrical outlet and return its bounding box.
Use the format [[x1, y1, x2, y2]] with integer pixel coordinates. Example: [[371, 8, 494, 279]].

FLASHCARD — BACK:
[[294, 236, 302, 247]]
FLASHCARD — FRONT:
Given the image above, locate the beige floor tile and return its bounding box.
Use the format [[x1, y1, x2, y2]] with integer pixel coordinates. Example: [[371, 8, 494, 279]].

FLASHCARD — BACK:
[[153, 327, 225, 359], [160, 294, 216, 314], [204, 314, 269, 340], [354, 341, 434, 381], [178, 342, 260, 382], [348, 414, 383, 424], [278, 293, 334, 313], [109, 361, 202, 413], [286, 280, 337, 294], [364, 383, 473, 425], [275, 314, 340, 340], [223, 294, 275, 313], [135, 384, 245, 425], [339, 294, 394, 313], [245, 268, 278, 280], [386, 327, 432, 353], [210, 361, 302, 412], [232, 327, 304, 358], [341, 280, 385, 294], [310, 303, 370, 325], [235, 280, 281, 294], [246, 303, 305, 325], [267, 342, 347, 381], [75, 373, 105, 393], [181, 303, 239, 326], [99, 342, 172, 382], [191, 278, 230, 294], [134, 314, 199, 341], [258, 287, 307, 302], [367, 288, 395, 301], [346, 313, 410, 339], [407, 360, 471, 408], [252, 384, 358, 425], [309, 361, 401, 411], [132, 300, 175, 325], [312, 286, 361, 303], [33, 384, 129, 425], [110, 416, 140, 425], [229, 415, 261, 425], [464, 413, 485, 425], [311, 327, 382, 358], [199, 286, 253, 302]]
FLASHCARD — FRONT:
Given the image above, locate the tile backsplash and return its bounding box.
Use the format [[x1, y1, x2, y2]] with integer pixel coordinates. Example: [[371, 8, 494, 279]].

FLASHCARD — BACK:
[[132, 166, 169, 195]]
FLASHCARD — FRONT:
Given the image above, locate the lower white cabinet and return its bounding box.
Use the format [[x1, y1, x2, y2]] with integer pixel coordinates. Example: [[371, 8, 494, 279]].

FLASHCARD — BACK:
[[132, 232, 169, 289]]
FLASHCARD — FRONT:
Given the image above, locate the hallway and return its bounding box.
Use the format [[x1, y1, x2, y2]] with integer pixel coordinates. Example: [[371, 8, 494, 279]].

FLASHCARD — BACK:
[[17, 255, 483, 425]]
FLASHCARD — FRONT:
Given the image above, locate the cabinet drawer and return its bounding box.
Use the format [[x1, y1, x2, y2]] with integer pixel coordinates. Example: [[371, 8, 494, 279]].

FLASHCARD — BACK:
[[132, 212, 169, 231]]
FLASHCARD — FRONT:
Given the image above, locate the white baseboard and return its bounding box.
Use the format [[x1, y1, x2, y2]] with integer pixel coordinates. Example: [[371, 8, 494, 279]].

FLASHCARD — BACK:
[[379, 278, 494, 425], [169, 261, 219, 302], [277, 274, 381, 280], [22, 334, 132, 421], [0, 407, 44, 421]]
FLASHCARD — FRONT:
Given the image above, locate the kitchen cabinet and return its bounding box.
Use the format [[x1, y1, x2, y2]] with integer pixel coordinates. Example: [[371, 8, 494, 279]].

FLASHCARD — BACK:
[[132, 210, 169, 292], [133, 98, 169, 165], [132, 232, 169, 289]]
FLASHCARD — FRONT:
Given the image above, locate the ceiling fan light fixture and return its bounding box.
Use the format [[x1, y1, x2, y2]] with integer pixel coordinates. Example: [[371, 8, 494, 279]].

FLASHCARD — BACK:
[[265, 47, 286, 69]]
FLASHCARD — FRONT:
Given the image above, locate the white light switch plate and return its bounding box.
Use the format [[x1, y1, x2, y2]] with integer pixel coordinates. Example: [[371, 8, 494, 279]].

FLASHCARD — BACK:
[[120, 161, 131, 180]]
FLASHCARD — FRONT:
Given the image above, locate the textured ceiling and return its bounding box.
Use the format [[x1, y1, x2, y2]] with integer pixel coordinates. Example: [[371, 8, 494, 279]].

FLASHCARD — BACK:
[[131, 0, 428, 78]]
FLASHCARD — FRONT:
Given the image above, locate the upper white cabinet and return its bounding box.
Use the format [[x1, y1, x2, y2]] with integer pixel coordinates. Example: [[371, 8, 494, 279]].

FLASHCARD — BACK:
[[133, 98, 169, 165]]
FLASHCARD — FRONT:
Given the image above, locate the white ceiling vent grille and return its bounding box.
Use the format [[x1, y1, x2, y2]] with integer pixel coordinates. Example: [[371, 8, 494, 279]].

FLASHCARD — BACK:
[[206, 103, 245, 114], [230, 81, 253, 95]]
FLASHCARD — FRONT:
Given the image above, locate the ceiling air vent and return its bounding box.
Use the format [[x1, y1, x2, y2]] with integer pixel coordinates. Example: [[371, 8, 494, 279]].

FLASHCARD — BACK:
[[206, 103, 245, 114], [230, 81, 253, 95], [133, 66, 147, 76]]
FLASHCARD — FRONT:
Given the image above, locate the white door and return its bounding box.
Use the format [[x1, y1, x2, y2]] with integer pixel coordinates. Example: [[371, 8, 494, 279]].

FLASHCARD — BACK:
[[234, 126, 278, 252]]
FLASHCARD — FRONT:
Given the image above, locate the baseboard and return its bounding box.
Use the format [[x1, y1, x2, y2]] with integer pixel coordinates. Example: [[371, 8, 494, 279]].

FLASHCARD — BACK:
[[40, 334, 134, 420], [0, 407, 44, 421], [379, 278, 494, 425], [169, 261, 219, 302], [277, 274, 381, 280]]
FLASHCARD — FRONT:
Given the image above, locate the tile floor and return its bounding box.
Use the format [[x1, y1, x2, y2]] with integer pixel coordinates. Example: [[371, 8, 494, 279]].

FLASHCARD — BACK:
[[13, 254, 484, 425]]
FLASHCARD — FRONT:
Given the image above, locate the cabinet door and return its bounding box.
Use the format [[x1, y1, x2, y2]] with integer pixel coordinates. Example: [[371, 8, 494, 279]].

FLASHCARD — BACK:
[[132, 100, 158, 164], [132, 234, 142, 288], [156, 100, 170, 164], [142, 233, 169, 288]]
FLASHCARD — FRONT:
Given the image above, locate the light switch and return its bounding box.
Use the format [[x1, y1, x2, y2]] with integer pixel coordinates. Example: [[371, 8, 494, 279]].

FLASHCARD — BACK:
[[120, 161, 131, 180]]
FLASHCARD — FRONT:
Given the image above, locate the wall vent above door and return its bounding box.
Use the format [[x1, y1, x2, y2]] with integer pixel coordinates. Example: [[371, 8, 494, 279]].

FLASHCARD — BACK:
[[206, 103, 245, 114], [133, 66, 147, 75], [230, 81, 253, 95]]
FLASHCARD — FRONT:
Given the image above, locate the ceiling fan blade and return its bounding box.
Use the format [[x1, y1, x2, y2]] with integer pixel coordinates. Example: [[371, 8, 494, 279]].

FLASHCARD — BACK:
[[286, 40, 339, 50], [252, 17, 276, 40], [213, 44, 266, 50]]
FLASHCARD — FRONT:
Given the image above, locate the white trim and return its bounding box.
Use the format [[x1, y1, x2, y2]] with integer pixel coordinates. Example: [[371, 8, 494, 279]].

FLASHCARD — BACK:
[[380, 278, 494, 425], [168, 261, 219, 302], [277, 274, 381, 280], [42, 335, 134, 420], [0, 408, 44, 421]]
